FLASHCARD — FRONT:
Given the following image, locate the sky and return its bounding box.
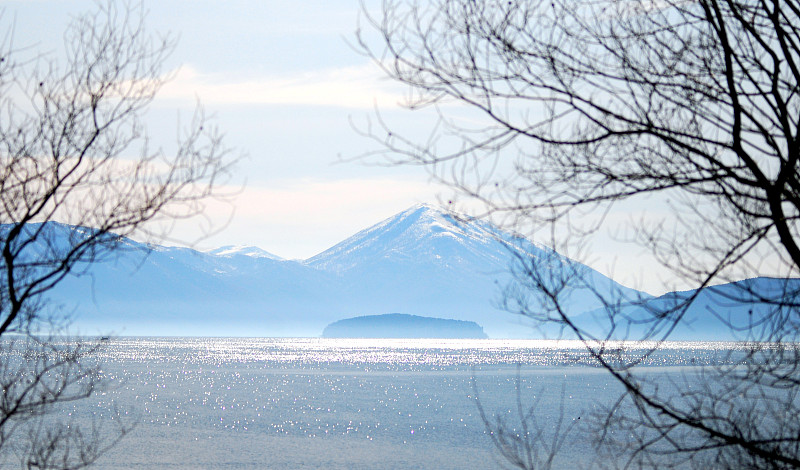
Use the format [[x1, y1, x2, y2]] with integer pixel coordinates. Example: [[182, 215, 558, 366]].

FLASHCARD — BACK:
[[5, 0, 448, 253], [144, 0, 452, 255], [0, 0, 715, 295]]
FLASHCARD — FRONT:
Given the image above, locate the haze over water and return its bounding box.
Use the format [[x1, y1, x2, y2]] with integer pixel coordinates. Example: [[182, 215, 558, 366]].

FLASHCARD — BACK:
[[61, 338, 740, 469]]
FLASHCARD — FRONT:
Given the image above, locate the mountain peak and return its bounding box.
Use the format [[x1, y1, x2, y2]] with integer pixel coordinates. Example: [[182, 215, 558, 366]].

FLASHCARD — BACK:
[[388, 203, 445, 222], [405, 202, 444, 214], [386, 203, 472, 231], [205, 245, 283, 261], [304, 203, 506, 273]]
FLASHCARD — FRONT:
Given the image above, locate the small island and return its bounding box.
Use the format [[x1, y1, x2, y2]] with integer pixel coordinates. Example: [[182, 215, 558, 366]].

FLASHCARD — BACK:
[[322, 313, 489, 339]]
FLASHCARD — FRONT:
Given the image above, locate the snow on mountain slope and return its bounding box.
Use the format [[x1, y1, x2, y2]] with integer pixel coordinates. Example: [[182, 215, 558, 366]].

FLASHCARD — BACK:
[[204, 245, 283, 260], [306, 204, 519, 273]]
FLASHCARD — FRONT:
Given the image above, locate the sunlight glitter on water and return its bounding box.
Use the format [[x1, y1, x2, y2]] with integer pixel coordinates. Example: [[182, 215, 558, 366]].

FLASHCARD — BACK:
[[37, 337, 759, 470], [95, 337, 747, 369]]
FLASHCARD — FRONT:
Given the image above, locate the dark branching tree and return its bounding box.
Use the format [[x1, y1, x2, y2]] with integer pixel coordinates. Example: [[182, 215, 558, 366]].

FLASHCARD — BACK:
[[359, 0, 800, 468], [0, 2, 230, 468]]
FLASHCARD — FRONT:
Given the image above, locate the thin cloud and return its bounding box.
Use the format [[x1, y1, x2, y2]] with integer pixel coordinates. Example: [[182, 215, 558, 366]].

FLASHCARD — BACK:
[[158, 64, 406, 109]]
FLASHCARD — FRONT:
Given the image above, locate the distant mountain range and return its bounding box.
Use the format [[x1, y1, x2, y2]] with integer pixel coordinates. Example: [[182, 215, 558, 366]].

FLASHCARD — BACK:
[[597, 277, 800, 341], [28, 204, 796, 340]]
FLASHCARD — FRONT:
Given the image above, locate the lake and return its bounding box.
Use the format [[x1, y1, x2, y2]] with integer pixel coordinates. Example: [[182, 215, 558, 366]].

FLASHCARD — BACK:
[[43, 338, 741, 469]]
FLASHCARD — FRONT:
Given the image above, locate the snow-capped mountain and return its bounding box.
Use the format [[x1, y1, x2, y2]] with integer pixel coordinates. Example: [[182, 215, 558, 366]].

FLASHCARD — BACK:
[[306, 204, 518, 273], [23, 204, 654, 337], [303, 204, 646, 335]]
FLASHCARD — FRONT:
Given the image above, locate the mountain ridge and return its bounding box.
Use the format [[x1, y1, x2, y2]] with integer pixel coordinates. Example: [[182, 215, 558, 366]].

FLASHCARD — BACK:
[[7, 205, 783, 339]]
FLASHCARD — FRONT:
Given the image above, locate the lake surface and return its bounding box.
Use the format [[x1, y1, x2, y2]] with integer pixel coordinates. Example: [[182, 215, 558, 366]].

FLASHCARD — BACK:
[[51, 338, 741, 469]]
